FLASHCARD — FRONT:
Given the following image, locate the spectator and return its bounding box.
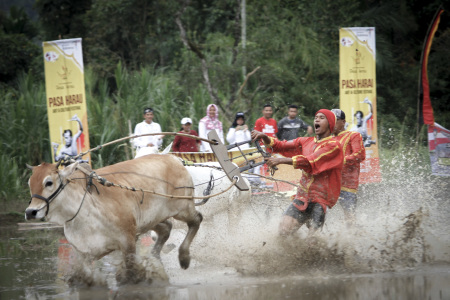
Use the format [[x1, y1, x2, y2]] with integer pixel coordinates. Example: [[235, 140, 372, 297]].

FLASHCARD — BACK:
[[172, 117, 201, 152], [226, 112, 251, 149], [254, 104, 277, 138], [199, 104, 224, 152], [133, 107, 163, 158], [253, 104, 278, 178], [277, 104, 313, 140]]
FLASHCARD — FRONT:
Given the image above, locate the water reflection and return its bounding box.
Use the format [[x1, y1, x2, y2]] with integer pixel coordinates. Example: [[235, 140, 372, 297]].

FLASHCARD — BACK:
[[0, 224, 449, 300]]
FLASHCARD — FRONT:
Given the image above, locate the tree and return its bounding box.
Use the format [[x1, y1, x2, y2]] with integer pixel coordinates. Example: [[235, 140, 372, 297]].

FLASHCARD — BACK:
[[35, 0, 91, 40], [0, 6, 40, 84]]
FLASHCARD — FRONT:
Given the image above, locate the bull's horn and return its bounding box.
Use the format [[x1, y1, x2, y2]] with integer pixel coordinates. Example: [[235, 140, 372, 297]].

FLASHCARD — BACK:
[[25, 164, 34, 170]]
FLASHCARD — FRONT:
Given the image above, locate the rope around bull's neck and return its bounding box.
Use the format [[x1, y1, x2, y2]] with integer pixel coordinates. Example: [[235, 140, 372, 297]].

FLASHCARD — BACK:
[[70, 132, 218, 162]]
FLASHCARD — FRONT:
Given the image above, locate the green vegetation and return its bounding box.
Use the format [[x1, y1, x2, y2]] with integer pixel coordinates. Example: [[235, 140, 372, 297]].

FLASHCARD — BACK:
[[0, 0, 449, 207]]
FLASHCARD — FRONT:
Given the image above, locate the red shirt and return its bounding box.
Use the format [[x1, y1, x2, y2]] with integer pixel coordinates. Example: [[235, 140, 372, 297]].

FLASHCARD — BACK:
[[334, 131, 365, 192], [254, 117, 278, 138], [269, 136, 343, 212], [172, 130, 201, 152]]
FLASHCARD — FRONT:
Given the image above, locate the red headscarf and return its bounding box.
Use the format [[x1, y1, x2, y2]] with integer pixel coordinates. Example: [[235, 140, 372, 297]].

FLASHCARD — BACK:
[[315, 109, 336, 133]]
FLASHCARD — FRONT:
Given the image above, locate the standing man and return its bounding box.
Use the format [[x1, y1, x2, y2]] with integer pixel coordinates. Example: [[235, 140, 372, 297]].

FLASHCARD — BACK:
[[277, 104, 313, 140], [331, 109, 365, 226], [254, 104, 278, 138], [254, 104, 278, 179], [133, 107, 163, 158], [52, 114, 84, 162], [251, 109, 343, 238]]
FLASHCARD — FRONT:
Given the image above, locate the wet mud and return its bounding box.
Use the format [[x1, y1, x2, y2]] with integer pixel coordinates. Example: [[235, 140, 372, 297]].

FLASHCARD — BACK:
[[1, 152, 449, 299]]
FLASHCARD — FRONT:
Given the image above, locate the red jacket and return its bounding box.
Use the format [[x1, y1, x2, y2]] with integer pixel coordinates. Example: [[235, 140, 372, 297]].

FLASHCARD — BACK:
[[334, 131, 365, 192], [172, 130, 201, 152], [268, 136, 343, 212]]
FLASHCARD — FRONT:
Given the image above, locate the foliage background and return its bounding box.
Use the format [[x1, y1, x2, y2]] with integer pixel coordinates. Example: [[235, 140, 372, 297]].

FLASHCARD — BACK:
[[0, 0, 449, 203]]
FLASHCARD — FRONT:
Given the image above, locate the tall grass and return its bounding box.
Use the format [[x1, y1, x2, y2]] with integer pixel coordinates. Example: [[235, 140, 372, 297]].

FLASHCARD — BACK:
[[0, 66, 216, 204], [0, 73, 50, 204]]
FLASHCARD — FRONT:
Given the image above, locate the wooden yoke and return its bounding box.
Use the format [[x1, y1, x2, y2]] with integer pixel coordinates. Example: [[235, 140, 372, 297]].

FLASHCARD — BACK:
[[208, 130, 250, 191]]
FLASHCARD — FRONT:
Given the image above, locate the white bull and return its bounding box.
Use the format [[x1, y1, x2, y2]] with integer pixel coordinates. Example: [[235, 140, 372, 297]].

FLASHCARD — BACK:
[[186, 162, 251, 231], [25, 154, 202, 284]]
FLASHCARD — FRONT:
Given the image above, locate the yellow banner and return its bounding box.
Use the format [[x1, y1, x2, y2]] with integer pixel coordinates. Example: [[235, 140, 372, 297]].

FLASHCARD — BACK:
[[43, 38, 90, 163], [339, 28, 381, 183]]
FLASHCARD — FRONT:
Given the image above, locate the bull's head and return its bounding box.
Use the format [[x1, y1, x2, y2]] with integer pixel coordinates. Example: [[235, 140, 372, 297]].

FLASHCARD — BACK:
[[25, 162, 79, 221]]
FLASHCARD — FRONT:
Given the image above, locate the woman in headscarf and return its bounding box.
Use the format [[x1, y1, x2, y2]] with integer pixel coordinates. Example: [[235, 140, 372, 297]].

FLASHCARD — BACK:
[[226, 112, 251, 149], [199, 104, 224, 152]]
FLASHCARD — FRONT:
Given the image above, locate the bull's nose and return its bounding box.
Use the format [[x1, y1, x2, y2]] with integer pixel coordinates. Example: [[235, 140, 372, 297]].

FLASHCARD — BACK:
[[25, 208, 38, 220]]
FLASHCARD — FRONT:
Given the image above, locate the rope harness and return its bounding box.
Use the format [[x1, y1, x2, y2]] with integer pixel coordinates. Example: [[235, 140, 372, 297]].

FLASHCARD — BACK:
[[31, 131, 295, 222], [71, 163, 238, 205]]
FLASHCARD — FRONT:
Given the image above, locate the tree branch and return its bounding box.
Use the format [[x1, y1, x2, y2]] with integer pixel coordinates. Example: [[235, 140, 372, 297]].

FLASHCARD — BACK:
[[238, 66, 261, 97], [175, 0, 231, 120]]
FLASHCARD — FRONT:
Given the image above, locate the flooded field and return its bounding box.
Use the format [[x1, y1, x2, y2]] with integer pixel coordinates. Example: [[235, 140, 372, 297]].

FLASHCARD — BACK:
[[1, 155, 450, 299], [1, 223, 449, 300]]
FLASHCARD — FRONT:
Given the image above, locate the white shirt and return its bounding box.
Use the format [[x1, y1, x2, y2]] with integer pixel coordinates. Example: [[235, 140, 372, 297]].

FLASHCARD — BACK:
[[133, 121, 163, 157], [226, 127, 251, 150], [198, 121, 224, 152]]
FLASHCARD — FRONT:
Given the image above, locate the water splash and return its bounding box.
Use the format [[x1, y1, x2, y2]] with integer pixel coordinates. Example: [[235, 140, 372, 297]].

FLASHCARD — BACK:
[[174, 147, 450, 277]]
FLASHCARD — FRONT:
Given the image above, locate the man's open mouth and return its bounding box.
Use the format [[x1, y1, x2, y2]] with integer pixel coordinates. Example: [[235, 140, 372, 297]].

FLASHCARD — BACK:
[[315, 124, 320, 129]]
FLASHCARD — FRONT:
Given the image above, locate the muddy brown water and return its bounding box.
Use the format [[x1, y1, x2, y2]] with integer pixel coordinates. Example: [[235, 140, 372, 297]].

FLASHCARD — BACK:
[[2, 170, 450, 299]]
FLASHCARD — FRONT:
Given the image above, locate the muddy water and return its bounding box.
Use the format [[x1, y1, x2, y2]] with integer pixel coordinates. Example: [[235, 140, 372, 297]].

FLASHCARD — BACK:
[[2, 154, 450, 299], [0, 223, 449, 300]]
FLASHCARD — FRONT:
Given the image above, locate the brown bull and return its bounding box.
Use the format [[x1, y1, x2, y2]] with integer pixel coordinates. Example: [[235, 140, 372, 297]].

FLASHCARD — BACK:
[[25, 154, 202, 284]]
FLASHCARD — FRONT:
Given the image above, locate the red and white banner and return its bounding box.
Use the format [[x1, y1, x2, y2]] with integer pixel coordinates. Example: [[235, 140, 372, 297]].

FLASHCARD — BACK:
[[428, 123, 450, 176]]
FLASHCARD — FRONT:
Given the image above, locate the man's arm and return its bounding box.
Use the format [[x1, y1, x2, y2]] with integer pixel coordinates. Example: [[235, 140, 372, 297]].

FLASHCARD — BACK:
[[71, 115, 83, 140], [254, 119, 262, 132], [292, 140, 343, 175], [193, 130, 201, 151], [52, 142, 60, 161], [251, 130, 303, 158], [345, 132, 366, 165], [172, 136, 180, 152], [268, 136, 304, 157], [363, 98, 373, 124], [299, 119, 313, 136], [277, 118, 285, 139], [155, 123, 163, 148]]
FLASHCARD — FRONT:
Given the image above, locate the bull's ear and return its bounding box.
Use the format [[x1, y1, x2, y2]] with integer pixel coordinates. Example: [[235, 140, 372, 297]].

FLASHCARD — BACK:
[[59, 161, 80, 178], [26, 164, 34, 170]]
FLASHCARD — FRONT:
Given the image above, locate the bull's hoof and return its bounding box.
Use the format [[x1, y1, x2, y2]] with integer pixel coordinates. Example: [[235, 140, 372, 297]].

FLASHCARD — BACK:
[[179, 253, 191, 269], [116, 266, 146, 285], [66, 270, 94, 287]]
